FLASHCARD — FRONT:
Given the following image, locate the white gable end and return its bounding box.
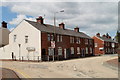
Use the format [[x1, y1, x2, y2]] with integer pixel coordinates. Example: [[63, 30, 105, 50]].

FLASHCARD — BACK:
[[9, 20, 41, 60]]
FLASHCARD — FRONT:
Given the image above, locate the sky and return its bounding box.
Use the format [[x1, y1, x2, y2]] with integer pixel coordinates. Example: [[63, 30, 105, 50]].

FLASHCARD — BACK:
[[0, 0, 119, 38]]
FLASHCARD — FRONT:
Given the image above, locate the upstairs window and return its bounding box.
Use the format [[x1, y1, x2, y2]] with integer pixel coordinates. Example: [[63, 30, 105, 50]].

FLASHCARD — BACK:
[[57, 34, 60, 42], [60, 35, 62, 42], [13, 35, 17, 42], [70, 37, 74, 43], [89, 40, 93, 45], [95, 43, 98, 47], [51, 34, 54, 41], [85, 39, 88, 44], [25, 36, 28, 43], [57, 34, 62, 42], [48, 33, 50, 41], [76, 37, 80, 44]]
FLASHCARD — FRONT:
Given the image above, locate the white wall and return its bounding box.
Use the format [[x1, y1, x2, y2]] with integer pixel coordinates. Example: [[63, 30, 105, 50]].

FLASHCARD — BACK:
[[0, 45, 12, 59], [8, 20, 41, 60]]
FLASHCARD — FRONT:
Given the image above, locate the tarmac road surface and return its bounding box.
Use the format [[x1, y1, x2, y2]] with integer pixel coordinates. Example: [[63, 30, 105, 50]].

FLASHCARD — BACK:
[[0, 68, 21, 80]]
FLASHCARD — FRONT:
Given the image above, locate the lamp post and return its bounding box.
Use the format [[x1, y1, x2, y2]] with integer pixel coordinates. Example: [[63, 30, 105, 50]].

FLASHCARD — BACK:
[[18, 44, 21, 60], [53, 10, 64, 61]]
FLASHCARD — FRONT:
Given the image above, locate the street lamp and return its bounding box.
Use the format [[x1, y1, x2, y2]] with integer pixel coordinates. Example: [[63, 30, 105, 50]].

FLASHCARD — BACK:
[[18, 44, 21, 60], [53, 10, 64, 61]]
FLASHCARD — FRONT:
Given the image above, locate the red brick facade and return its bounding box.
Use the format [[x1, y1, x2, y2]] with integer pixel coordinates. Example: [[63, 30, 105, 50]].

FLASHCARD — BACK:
[[41, 32, 94, 61], [93, 34, 118, 55]]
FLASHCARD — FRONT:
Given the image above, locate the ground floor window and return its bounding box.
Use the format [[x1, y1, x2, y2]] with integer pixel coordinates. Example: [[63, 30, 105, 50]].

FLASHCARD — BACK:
[[48, 47, 54, 56], [90, 47, 92, 54], [77, 47, 80, 54], [71, 47, 74, 54], [58, 47, 62, 55], [86, 47, 88, 54]]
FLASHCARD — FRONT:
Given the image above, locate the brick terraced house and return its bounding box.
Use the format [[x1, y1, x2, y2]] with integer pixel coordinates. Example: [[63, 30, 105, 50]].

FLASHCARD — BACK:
[[9, 16, 94, 61], [93, 33, 118, 55]]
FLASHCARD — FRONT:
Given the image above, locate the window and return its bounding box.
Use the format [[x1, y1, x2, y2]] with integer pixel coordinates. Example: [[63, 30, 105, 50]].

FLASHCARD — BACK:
[[57, 35, 59, 42], [90, 47, 92, 54], [78, 38, 81, 44], [13, 35, 17, 42], [60, 35, 62, 42], [95, 43, 98, 47], [51, 34, 54, 41], [70, 37, 74, 43], [25, 36, 28, 43], [72, 37, 74, 43], [77, 47, 80, 54], [89, 40, 92, 45], [86, 47, 88, 54], [112, 43, 115, 48], [85, 39, 88, 44], [58, 47, 62, 55], [76, 37, 80, 44], [48, 33, 50, 41], [71, 47, 74, 54], [48, 47, 54, 56]]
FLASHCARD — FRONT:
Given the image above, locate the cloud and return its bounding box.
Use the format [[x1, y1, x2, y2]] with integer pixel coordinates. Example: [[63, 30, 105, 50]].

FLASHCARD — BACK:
[[2, 2, 118, 37], [9, 14, 35, 25]]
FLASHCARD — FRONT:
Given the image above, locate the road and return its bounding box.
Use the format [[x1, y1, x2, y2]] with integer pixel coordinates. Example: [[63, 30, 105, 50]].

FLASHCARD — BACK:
[[0, 54, 118, 78], [0, 68, 20, 80]]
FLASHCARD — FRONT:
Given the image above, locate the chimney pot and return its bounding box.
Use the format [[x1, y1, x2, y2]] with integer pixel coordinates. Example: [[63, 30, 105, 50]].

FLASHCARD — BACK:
[[74, 27, 79, 32], [36, 16, 44, 24], [59, 22, 65, 29], [102, 34, 106, 37], [2, 21, 7, 28], [96, 33, 100, 37]]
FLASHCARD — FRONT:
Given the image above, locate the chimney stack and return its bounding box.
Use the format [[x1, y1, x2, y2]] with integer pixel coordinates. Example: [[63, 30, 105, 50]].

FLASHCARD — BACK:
[[74, 27, 79, 32], [2, 21, 7, 28], [36, 16, 44, 24], [59, 22, 65, 29], [96, 33, 100, 37], [102, 34, 106, 38]]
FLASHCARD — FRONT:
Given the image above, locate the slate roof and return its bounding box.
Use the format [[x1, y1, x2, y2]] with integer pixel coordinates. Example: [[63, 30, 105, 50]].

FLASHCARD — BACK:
[[25, 20, 92, 39], [97, 36, 117, 43]]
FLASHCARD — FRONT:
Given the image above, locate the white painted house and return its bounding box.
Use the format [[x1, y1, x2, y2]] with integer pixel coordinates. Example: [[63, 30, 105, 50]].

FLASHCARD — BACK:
[[9, 19, 41, 61]]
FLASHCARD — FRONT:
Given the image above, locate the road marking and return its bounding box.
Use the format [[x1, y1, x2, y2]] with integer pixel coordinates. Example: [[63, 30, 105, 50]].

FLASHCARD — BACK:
[[0, 66, 32, 79]]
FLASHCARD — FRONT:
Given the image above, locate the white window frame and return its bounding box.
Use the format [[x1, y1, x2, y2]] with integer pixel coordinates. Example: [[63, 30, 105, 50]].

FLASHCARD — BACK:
[[90, 47, 92, 53], [25, 36, 28, 43], [48, 33, 50, 41], [58, 47, 62, 55], [57, 34, 59, 42], [95, 43, 98, 47], [13, 35, 17, 42], [85, 39, 88, 44], [51, 34, 54, 41], [86, 47, 88, 54], [60, 35, 62, 42], [71, 47, 74, 54], [77, 47, 80, 54], [48, 47, 54, 56]]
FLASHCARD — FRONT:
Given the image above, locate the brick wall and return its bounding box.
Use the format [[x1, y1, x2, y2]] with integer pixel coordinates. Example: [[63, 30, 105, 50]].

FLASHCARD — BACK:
[[93, 36, 104, 55], [41, 32, 94, 60]]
